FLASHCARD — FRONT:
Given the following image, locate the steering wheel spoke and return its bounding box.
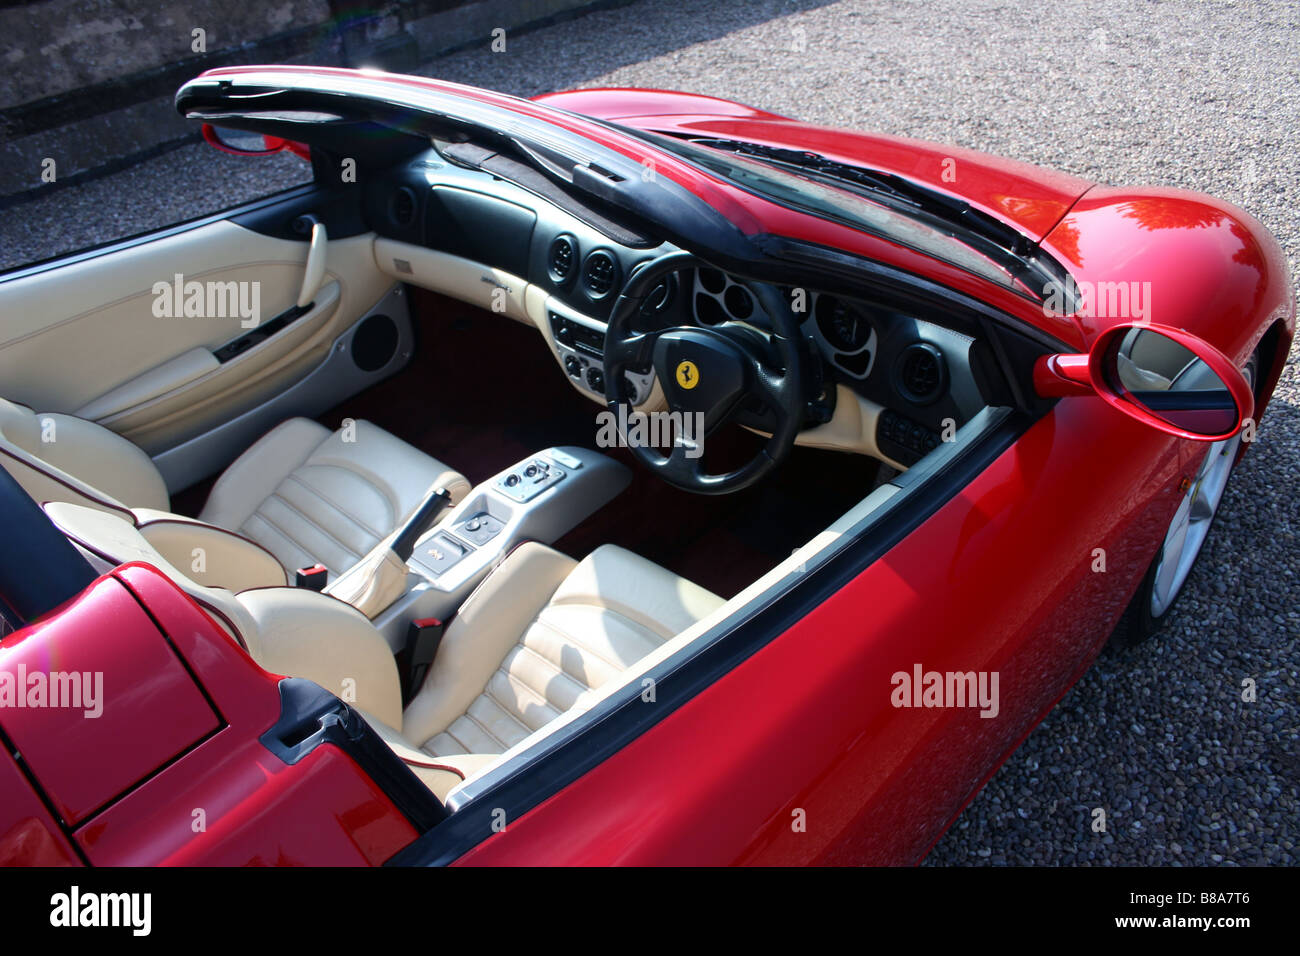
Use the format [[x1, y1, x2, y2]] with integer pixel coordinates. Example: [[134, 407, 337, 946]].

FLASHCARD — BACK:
[[652, 439, 704, 484], [752, 362, 794, 415], [604, 329, 655, 371]]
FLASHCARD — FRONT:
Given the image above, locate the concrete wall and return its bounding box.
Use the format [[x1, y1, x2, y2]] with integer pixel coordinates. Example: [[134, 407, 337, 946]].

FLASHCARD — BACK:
[[0, 1, 333, 107], [0, 0, 608, 199]]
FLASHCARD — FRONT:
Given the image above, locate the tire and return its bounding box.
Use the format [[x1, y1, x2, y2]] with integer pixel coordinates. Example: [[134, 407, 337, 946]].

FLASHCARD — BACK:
[[1108, 351, 1258, 649]]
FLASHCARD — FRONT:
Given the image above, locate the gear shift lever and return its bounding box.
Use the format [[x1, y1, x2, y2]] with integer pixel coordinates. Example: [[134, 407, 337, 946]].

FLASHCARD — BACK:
[[391, 486, 455, 562], [325, 486, 454, 619]]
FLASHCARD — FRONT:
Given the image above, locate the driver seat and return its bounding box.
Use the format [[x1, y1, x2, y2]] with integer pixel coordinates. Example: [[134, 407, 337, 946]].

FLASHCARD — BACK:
[[243, 540, 725, 799], [42, 494, 725, 801], [386, 542, 725, 787], [40, 494, 728, 801]]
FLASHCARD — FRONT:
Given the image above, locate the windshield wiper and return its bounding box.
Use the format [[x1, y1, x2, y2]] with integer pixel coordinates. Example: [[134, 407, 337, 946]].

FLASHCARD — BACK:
[[684, 136, 1071, 298], [687, 137, 1037, 254]]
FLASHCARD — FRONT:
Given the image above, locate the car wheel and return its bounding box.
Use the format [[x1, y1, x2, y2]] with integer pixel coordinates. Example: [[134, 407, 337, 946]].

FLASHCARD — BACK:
[[1109, 352, 1258, 648]]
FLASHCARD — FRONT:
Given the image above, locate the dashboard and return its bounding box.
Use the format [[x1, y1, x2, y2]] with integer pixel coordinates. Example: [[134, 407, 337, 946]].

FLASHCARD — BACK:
[[364, 145, 996, 468]]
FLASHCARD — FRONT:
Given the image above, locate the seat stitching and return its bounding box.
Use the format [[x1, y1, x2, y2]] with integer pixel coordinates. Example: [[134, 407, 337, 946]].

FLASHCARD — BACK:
[[458, 711, 511, 751], [422, 732, 467, 757], [481, 679, 553, 735], [240, 510, 338, 572], [239, 512, 327, 573], [259, 492, 363, 561], [554, 600, 672, 641], [547, 596, 678, 643], [269, 486, 371, 554], [484, 678, 555, 728], [284, 472, 389, 540], [534, 612, 659, 669], [421, 729, 467, 757], [497, 663, 573, 715], [516, 640, 600, 692]]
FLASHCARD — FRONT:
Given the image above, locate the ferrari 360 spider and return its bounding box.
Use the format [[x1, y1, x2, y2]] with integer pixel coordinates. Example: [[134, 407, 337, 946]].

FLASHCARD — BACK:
[[0, 66, 1290, 866]]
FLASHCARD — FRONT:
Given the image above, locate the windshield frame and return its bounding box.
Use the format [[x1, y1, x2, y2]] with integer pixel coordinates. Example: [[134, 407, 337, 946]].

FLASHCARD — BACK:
[[608, 125, 1071, 304]]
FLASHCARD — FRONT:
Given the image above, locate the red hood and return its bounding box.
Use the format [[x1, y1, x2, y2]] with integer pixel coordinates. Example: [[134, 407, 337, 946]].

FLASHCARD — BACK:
[[535, 88, 1093, 243]]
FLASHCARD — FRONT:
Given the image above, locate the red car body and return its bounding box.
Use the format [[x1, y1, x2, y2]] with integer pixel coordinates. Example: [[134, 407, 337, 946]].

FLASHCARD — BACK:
[[0, 564, 419, 866], [1, 70, 1292, 865]]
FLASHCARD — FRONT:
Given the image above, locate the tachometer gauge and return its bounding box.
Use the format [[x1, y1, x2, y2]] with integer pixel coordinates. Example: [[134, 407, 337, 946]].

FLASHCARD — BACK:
[[816, 295, 870, 352]]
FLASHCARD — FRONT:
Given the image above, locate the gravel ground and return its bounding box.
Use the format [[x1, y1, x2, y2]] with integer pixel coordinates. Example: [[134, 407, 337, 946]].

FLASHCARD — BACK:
[[0, 146, 310, 270], [1, 0, 1296, 864]]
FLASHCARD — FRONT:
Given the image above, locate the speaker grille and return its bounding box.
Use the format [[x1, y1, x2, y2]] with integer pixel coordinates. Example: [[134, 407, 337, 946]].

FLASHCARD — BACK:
[[352, 314, 399, 372]]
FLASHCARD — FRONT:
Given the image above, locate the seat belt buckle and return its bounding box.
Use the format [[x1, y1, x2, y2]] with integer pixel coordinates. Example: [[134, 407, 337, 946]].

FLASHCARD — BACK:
[[295, 564, 328, 591], [402, 617, 445, 704]]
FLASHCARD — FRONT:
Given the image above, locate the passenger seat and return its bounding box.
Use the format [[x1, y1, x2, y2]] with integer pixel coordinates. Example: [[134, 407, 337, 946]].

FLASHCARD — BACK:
[[0, 398, 469, 586]]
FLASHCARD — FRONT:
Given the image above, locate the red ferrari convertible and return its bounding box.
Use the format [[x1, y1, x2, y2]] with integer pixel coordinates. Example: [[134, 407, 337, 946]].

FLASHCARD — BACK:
[[0, 66, 1290, 866]]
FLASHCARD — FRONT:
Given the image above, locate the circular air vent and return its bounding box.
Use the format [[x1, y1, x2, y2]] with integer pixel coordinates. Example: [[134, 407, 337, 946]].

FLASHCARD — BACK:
[[642, 274, 677, 314], [895, 342, 947, 405], [548, 234, 577, 283], [390, 186, 417, 226], [582, 249, 619, 298]]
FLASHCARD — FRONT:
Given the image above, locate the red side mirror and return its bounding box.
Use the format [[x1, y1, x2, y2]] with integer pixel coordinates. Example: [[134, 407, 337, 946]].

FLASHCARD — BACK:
[[1034, 323, 1253, 441], [201, 123, 308, 160]]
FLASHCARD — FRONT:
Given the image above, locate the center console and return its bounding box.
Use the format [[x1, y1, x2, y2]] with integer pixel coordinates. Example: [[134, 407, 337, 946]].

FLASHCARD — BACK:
[[547, 303, 656, 404], [369, 445, 631, 652]]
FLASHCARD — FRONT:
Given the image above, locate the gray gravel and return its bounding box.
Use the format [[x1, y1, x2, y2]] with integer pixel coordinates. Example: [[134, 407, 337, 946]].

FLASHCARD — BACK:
[[0, 146, 309, 270], [1, 0, 1296, 864]]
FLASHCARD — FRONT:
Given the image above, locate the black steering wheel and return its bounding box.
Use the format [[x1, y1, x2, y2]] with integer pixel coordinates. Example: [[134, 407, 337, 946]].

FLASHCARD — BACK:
[[603, 251, 805, 494]]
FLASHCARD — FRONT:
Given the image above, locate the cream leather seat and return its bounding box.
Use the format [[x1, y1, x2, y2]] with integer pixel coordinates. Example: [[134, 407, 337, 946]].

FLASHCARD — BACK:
[[0, 398, 469, 586], [195, 417, 468, 579], [42, 495, 723, 802], [374, 542, 726, 797]]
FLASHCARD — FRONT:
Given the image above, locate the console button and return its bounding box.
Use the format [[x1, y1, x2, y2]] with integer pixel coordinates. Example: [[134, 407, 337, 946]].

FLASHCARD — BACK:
[[414, 531, 471, 577], [564, 355, 581, 376], [548, 449, 583, 470], [458, 513, 503, 546], [587, 368, 605, 393]]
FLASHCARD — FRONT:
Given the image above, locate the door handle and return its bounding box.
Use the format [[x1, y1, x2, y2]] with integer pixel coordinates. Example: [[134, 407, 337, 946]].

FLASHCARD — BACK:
[[297, 218, 328, 307]]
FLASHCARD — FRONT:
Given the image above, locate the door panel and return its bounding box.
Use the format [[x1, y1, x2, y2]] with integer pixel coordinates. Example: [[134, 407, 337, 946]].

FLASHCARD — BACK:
[[0, 217, 392, 454], [95, 280, 343, 453]]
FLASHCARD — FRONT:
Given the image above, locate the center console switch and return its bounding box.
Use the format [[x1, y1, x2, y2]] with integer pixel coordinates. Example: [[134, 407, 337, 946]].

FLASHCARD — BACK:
[[495, 457, 566, 502], [455, 511, 504, 546], [372, 447, 632, 655], [548, 304, 655, 405], [409, 531, 471, 578]]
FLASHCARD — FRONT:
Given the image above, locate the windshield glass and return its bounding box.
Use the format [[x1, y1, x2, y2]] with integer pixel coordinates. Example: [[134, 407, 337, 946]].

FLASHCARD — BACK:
[[618, 128, 1029, 294]]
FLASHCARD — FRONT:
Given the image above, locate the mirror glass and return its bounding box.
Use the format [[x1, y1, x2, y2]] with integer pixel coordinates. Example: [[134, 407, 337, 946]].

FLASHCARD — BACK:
[[205, 125, 280, 155], [1108, 327, 1240, 436]]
